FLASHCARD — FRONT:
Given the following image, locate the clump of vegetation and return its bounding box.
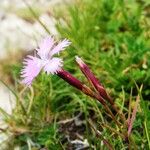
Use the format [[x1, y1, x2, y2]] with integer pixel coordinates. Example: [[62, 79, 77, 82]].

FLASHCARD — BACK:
[[0, 0, 150, 149]]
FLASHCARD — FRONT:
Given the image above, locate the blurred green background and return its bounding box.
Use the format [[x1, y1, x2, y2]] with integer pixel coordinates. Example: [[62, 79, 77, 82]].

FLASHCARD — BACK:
[[0, 0, 150, 149]]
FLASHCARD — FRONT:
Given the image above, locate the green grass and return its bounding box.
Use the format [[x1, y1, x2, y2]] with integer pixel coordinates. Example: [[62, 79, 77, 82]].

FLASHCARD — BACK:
[[0, 0, 150, 149]]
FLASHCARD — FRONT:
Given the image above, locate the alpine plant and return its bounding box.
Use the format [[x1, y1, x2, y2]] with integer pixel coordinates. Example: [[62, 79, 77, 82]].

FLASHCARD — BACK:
[[21, 36, 71, 85]]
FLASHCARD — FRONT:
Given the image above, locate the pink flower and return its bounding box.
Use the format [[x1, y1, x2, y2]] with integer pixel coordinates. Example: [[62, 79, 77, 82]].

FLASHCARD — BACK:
[[21, 36, 71, 86]]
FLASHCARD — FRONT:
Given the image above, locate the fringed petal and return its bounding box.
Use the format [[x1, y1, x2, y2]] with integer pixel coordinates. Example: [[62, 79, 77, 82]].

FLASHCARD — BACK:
[[21, 56, 43, 86], [50, 39, 71, 57], [43, 57, 63, 74], [36, 36, 55, 59]]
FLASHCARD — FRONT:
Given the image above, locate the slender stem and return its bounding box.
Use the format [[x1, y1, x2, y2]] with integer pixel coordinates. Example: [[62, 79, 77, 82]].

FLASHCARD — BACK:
[[127, 88, 133, 128], [75, 57, 127, 125], [92, 93, 122, 128], [57, 70, 123, 129], [129, 136, 137, 150], [128, 95, 140, 136], [0, 79, 27, 116], [101, 123, 125, 139], [27, 87, 34, 114], [88, 119, 114, 150], [22, 0, 51, 34], [144, 120, 150, 149]]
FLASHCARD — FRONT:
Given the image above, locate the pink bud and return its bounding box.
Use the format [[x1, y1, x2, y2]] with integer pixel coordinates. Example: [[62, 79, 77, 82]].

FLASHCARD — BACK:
[[75, 56, 113, 104], [57, 69, 105, 105]]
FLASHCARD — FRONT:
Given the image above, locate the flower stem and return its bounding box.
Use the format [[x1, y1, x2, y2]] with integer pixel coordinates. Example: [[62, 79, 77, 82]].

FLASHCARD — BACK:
[[57, 69, 122, 128], [75, 56, 127, 125]]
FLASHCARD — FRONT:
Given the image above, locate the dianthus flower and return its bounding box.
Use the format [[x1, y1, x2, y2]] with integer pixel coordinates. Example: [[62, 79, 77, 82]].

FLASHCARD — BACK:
[[21, 36, 71, 85]]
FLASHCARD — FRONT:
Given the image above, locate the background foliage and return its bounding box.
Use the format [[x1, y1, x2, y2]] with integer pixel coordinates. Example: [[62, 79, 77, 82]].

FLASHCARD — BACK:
[[1, 0, 150, 149]]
